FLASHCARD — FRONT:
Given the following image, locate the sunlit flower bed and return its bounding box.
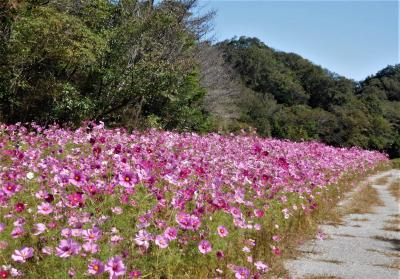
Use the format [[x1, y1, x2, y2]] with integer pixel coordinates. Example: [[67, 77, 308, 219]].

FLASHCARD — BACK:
[[0, 123, 387, 278]]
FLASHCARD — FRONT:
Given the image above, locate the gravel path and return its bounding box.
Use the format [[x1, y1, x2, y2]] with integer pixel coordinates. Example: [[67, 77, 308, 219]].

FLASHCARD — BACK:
[[285, 169, 400, 279]]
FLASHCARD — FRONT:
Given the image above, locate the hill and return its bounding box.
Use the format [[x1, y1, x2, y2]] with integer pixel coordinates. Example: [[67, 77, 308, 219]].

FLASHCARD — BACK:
[[200, 37, 400, 157]]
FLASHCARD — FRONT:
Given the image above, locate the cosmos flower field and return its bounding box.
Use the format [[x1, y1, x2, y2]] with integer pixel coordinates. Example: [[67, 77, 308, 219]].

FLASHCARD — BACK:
[[0, 123, 388, 278]]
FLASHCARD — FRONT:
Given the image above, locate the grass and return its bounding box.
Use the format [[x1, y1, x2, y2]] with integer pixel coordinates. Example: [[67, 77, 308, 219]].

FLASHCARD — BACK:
[[388, 179, 400, 202], [375, 175, 390, 186], [373, 260, 400, 270], [316, 259, 344, 265], [366, 248, 400, 258], [372, 236, 400, 251], [350, 217, 369, 221], [391, 158, 400, 169], [342, 184, 384, 214], [383, 214, 400, 232]]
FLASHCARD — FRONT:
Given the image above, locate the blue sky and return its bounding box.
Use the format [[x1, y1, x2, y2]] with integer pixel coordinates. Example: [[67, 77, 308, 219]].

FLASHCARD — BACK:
[[197, 0, 399, 81]]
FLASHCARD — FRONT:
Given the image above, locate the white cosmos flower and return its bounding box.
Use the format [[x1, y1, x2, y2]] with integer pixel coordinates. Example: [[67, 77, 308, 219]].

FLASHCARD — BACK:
[[26, 172, 34, 180]]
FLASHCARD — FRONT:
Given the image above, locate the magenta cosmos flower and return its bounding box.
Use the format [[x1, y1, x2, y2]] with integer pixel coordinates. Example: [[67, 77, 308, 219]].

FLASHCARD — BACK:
[[217, 226, 228, 237], [2, 183, 20, 196], [67, 192, 84, 208], [88, 259, 104, 275], [198, 240, 212, 254], [12, 247, 34, 263], [105, 256, 126, 279], [163, 227, 177, 241], [55, 239, 81, 258], [128, 270, 142, 278], [118, 171, 138, 188]]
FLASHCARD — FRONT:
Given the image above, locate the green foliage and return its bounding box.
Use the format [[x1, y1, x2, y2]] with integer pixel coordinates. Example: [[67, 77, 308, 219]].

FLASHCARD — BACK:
[[216, 37, 400, 158], [0, 0, 213, 132]]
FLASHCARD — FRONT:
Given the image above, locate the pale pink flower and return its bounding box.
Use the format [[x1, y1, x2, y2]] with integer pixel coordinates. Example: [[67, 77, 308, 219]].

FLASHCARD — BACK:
[[155, 235, 169, 249], [254, 260, 269, 273], [37, 202, 53, 215], [12, 247, 34, 263], [33, 223, 46, 235], [217, 226, 228, 237]]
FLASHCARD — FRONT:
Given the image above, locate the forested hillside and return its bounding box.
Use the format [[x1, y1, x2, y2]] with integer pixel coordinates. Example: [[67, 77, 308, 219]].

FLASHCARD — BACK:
[[202, 37, 400, 157], [0, 1, 399, 157]]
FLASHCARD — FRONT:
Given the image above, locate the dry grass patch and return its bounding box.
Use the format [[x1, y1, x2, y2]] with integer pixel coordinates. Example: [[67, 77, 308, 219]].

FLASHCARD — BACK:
[[366, 248, 400, 258], [373, 260, 400, 270], [334, 233, 356, 238], [316, 259, 344, 265], [375, 175, 390, 185], [388, 179, 400, 201], [372, 236, 400, 251], [350, 217, 369, 222], [343, 184, 384, 214], [383, 215, 400, 232], [383, 225, 400, 232]]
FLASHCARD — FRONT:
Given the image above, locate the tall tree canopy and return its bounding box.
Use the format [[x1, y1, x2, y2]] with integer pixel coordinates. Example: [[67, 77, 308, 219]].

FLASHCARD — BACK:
[[0, 0, 213, 131]]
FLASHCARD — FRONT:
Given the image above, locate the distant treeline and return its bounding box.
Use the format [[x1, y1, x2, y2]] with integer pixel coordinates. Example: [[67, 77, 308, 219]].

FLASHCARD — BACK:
[[0, 1, 399, 157], [200, 37, 400, 158]]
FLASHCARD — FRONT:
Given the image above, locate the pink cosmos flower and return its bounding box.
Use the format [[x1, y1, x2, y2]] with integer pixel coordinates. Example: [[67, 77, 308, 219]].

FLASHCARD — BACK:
[[105, 256, 126, 279], [41, 246, 53, 255], [0, 270, 9, 278], [230, 207, 242, 218], [272, 235, 281, 242], [0, 223, 5, 233], [272, 246, 281, 256], [198, 240, 212, 254], [111, 207, 123, 215], [88, 259, 104, 275], [163, 227, 177, 241], [217, 226, 228, 237], [37, 202, 53, 215], [83, 242, 99, 254], [316, 230, 327, 240], [14, 202, 25, 213], [128, 270, 142, 278], [175, 212, 201, 230], [3, 183, 20, 196], [234, 267, 250, 279], [118, 171, 138, 188], [216, 250, 225, 259], [12, 247, 34, 263], [32, 223, 46, 235], [67, 192, 84, 208], [254, 261, 269, 273], [82, 227, 102, 242], [134, 230, 152, 249], [11, 226, 24, 238], [55, 239, 81, 258], [155, 235, 169, 249], [61, 228, 72, 238], [254, 209, 264, 218], [70, 170, 85, 187]]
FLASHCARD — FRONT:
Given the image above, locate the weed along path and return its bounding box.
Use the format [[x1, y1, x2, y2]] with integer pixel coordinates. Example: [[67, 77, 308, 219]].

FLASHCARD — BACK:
[[285, 169, 400, 279]]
